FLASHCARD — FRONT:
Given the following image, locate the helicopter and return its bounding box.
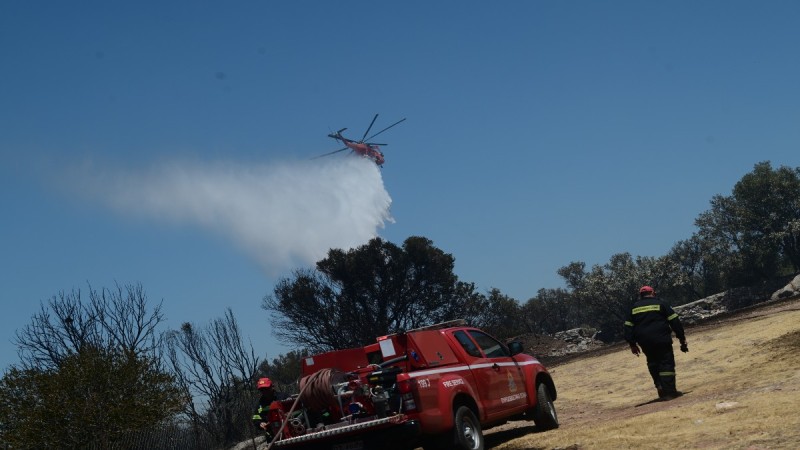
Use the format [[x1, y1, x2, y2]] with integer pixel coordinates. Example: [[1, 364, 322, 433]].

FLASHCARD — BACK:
[[314, 114, 406, 166]]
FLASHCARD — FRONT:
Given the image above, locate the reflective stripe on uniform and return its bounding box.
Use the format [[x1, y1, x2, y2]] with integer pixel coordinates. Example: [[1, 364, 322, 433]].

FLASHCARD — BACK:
[[659, 371, 675, 377], [667, 313, 678, 320], [632, 305, 661, 314], [252, 414, 262, 420], [624, 321, 634, 326]]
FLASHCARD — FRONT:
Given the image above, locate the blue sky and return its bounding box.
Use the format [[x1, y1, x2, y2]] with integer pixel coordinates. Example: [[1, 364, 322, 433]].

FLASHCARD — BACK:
[[2, 1, 799, 371]]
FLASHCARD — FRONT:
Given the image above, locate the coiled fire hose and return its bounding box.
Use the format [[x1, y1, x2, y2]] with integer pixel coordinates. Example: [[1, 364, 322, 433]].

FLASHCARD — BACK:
[[264, 368, 343, 450]]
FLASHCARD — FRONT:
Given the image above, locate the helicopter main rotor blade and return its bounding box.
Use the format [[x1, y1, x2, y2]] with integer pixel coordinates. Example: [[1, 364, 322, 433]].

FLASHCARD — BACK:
[[364, 117, 406, 142], [311, 147, 349, 159], [360, 114, 379, 142]]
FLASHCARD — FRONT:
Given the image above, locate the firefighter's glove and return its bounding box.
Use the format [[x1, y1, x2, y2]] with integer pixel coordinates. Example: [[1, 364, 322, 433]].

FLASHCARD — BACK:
[[629, 342, 640, 357], [680, 341, 689, 353]]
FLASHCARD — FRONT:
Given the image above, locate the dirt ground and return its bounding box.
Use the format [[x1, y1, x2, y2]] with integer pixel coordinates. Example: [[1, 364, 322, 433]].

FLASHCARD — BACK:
[[481, 296, 800, 450]]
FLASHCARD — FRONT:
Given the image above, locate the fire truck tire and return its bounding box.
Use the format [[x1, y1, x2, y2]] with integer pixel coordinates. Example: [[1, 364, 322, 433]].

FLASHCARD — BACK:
[[453, 405, 484, 450], [532, 382, 559, 430]]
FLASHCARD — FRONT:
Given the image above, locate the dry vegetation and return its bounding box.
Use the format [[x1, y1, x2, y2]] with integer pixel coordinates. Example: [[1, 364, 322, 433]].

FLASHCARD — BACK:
[[485, 297, 800, 450]]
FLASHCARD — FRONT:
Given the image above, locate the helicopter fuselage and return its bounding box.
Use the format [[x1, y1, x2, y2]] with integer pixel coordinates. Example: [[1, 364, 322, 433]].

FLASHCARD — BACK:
[[329, 133, 385, 166]]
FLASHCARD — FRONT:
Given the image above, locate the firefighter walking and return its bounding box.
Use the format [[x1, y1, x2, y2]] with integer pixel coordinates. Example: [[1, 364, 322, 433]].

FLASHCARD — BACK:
[[624, 285, 689, 400]]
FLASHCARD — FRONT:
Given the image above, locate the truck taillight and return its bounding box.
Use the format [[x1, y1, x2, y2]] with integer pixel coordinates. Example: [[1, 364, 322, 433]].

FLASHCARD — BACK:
[[397, 378, 417, 412], [398, 378, 413, 394]]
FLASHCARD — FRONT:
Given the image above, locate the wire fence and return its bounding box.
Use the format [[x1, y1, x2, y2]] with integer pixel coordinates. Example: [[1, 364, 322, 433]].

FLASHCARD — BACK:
[[2, 424, 267, 450], [83, 425, 219, 450]]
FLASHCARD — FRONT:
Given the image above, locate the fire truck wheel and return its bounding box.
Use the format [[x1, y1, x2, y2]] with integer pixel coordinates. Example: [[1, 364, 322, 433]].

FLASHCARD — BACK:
[[532, 382, 559, 430], [453, 405, 484, 450]]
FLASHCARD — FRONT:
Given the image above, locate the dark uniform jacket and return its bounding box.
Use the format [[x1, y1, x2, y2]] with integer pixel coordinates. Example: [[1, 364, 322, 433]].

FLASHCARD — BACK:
[[252, 390, 290, 430], [253, 395, 273, 429], [624, 296, 685, 347]]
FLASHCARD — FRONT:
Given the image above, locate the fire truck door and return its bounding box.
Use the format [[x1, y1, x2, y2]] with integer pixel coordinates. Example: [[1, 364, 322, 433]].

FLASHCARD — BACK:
[[452, 330, 527, 421]]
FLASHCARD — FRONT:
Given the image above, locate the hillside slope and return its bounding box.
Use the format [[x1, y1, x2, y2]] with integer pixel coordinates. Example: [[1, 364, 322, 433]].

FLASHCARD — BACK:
[[485, 297, 800, 449]]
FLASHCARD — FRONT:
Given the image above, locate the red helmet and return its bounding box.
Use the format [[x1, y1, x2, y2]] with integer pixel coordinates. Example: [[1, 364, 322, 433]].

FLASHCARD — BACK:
[[639, 285, 655, 295], [256, 377, 272, 389]]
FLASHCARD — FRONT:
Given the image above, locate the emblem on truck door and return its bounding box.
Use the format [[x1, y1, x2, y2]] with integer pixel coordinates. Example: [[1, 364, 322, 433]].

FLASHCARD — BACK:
[[507, 371, 517, 393]]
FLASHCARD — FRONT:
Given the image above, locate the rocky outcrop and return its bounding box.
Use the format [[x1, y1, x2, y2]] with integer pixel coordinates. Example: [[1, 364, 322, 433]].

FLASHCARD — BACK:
[[675, 274, 800, 324], [229, 435, 266, 450], [518, 328, 605, 362], [674, 293, 729, 324], [770, 273, 800, 301], [531, 274, 800, 359], [553, 328, 603, 354]]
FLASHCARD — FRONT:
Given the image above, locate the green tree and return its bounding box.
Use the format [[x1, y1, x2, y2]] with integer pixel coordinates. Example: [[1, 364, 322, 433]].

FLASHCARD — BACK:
[[256, 350, 306, 394], [0, 367, 50, 447], [0, 349, 183, 448], [557, 253, 683, 341], [263, 236, 482, 352], [695, 161, 800, 285], [665, 234, 728, 302], [470, 288, 525, 340], [0, 284, 182, 448], [521, 288, 584, 335]]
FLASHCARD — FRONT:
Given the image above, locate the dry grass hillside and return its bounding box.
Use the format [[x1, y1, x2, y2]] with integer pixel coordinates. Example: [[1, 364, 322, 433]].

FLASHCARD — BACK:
[[484, 297, 800, 450]]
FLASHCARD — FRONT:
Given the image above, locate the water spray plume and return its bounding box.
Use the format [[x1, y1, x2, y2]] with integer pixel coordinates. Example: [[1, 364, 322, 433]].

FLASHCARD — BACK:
[[73, 157, 393, 274]]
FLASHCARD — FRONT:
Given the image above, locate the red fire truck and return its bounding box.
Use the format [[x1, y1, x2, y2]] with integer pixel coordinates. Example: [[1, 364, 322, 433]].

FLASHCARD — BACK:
[[263, 320, 558, 450]]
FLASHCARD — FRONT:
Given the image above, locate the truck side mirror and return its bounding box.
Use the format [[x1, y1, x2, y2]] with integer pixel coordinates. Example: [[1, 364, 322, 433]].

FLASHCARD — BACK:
[[507, 341, 524, 356]]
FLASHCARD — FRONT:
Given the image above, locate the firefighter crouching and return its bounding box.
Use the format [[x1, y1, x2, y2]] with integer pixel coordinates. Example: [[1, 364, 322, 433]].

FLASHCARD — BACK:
[[252, 377, 285, 438], [624, 285, 689, 400]]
